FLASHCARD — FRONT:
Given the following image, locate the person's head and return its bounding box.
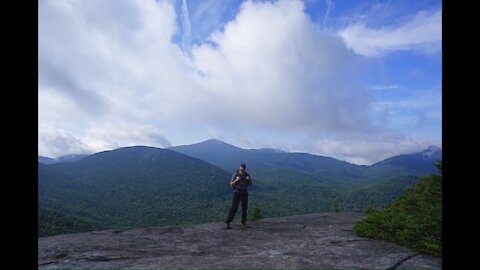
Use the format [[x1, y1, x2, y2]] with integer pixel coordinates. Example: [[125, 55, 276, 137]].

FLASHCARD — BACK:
[[239, 163, 246, 172]]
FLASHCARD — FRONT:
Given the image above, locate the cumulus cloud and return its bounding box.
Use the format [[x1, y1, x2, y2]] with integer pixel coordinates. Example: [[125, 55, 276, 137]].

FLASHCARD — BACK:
[[39, 0, 373, 152], [337, 9, 442, 56], [38, 0, 440, 164], [39, 0, 188, 153], [39, 125, 92, 158], [190, 0, 371, 132], [82, 121, 172, 152]]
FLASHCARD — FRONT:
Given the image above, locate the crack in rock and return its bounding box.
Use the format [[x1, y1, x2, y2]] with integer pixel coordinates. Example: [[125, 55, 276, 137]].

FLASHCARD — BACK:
[[85, 255, 137, 262], [386, 253, 420, 269]]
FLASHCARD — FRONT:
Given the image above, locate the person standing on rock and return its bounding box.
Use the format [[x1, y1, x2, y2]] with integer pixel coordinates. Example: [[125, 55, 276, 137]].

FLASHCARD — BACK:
[[225, 163, 252, 229]]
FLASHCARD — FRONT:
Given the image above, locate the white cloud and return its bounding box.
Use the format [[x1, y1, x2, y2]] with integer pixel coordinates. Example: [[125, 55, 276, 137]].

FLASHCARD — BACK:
[[39, 125, 92, 158], [38, 85, 92, 130], [39, 0, 183, 156], [190, 0, 372, 132], [309, 134, 441, 165], [337, 9, 442, 56], [82, 121, 172, 152], [39, 0, 371, 141], [38, 0, 440, 164], [39, 121, 172, 158]]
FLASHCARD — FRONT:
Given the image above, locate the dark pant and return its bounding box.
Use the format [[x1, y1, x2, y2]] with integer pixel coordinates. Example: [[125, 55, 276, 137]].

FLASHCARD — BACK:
[[225, 191, 248, 224]]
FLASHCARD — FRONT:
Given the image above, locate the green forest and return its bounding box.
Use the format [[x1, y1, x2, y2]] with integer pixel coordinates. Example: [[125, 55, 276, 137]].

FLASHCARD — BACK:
[[39, 145, 441, 237], [354, 162, 442, 257]]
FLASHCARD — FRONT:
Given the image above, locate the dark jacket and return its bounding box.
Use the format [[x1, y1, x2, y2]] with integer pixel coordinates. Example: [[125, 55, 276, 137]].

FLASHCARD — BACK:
[[231, 170, 252, 192]]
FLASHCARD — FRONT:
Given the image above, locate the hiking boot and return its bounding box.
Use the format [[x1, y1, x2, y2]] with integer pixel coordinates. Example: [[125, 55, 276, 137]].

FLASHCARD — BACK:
[[241, 223, 249, 229], [225, 222, 232, 230]]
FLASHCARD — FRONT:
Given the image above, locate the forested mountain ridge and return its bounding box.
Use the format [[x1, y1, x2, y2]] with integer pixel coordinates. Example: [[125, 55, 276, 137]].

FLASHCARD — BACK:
[[170, 139, 442, 183], [366, 145, 442, 178], [171, 139, 366, 183], [39, 146, 233, 236], [38, 142, 441, 236]]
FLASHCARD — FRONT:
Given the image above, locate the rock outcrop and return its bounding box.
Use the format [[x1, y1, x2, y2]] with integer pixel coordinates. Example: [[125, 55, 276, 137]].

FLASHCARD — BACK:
[[38, 212, 441, 269]]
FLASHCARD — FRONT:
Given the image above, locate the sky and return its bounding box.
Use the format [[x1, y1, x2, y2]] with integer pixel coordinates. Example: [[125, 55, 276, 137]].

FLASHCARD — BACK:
[[38, 0, 442, 165]]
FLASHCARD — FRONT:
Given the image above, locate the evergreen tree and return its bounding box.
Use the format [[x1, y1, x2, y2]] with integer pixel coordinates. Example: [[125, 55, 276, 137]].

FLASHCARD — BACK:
[[354, 161, 442, 257]]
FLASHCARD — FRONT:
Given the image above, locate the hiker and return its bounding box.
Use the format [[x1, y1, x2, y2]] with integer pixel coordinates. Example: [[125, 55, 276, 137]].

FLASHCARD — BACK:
[[225, 163, 252, 229]]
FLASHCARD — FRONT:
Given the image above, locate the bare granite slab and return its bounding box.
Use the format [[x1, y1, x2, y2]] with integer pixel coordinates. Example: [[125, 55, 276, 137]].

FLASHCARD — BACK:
[[38, 212, 441, 269]]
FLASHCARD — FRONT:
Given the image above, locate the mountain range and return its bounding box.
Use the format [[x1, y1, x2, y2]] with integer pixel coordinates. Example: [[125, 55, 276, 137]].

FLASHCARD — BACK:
[[39, 139, 441, 236], [171, 139, 441, 183]]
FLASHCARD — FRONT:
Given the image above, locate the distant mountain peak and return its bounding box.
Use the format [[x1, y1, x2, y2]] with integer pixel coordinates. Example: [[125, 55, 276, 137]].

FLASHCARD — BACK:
[[202, 138, 234, 145], [204, 138, 223, 143], [176, 139, 244, 150]]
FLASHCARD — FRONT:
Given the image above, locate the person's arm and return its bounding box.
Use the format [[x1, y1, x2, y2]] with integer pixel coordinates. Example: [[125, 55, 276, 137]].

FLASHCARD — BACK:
[[246, 174, 252, 186], [230, 172, 240, 187]]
